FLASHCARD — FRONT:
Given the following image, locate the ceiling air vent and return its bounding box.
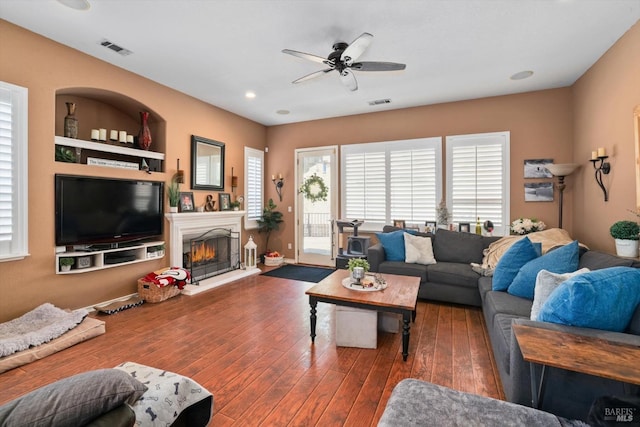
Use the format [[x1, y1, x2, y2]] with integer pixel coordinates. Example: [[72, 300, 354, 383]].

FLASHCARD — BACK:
[[368, 98, 391, 106], [99, 39, 132, 56]]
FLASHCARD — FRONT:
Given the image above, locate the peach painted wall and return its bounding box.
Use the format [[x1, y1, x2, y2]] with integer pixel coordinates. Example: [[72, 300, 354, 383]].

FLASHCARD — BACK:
[[0, 20, 266, 322], [572, 21, 640, 252], [266, 89, 574, 259]]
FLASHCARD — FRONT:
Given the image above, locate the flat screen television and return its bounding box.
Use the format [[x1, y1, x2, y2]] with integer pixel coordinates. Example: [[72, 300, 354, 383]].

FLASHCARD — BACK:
[[55, 174, 164, 247]]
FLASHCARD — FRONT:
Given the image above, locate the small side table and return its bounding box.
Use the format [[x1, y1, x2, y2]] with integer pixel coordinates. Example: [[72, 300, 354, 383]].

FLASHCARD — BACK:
[[513, 323, 640, 409]]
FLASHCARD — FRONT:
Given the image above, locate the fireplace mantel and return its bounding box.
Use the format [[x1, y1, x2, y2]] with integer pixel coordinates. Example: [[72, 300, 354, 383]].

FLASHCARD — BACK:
[[165, 210, 260, 295]]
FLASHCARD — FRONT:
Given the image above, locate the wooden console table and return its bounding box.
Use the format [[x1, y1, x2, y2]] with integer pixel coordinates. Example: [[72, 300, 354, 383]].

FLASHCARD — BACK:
[[513, 323, 640, 409]]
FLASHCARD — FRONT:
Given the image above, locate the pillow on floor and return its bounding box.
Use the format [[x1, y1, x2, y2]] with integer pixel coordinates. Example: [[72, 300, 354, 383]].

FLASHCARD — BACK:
[[404, 232, 436, 265], [376, 230, 406, 261], [0, 369, 147, 426], [530, 268, 590, 321], [492, 237, 541, 291], [538, 267, 640, 332], [507, 240, 579, 300]]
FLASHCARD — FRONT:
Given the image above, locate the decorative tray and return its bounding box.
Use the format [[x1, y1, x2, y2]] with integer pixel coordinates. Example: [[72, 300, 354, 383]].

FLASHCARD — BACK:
[[341, 276, 387, 292]]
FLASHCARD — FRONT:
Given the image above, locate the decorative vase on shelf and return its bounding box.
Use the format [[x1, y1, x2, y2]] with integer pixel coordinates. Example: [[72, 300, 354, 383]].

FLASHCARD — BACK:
[[169, 206, 178, 213], [64, 102, 78, 139], [138, 111, 152, 150]]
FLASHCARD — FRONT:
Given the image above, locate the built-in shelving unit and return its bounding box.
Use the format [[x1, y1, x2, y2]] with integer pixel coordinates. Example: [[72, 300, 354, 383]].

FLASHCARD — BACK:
[[55, 136, 165, 161], [55, 89, 166, 172], [56, 241, 165, 275]]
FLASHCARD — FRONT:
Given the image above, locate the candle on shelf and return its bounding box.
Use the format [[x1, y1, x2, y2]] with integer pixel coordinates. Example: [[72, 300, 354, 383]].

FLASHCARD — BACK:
[[126, 135, 134, 144], [591, 151, 598, 160], [98, 128, 107, 141], [272, 175, 275, 180], [118, 131, 127, 143], [109, 130, 118, 141], [90, 129, 99, 141], [278, 173, 283, 179], [597, 147, 606, 157]]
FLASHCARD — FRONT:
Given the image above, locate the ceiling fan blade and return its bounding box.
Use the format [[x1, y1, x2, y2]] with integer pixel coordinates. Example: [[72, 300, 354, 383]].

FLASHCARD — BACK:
[[292, 68, 334, 84], [341, 32, 373, 65], [282, 49, 328, 64], [351, 61, 406, 72], [339, 69, 358, 91]]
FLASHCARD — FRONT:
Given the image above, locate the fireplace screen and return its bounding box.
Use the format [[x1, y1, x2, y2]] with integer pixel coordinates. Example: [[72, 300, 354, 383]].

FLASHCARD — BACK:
[[183, 228, 240, 283]]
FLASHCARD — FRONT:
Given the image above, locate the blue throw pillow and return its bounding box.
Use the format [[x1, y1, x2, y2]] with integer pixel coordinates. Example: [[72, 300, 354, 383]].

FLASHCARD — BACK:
[[507, 240, 579, 299], [376, 230, 406, 261], [492, 237, 541, 291], [538, 267, 640, 332]]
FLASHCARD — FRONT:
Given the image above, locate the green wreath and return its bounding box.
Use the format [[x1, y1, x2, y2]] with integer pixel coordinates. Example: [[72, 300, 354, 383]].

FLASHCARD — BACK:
[[299, 173, 328, 203]]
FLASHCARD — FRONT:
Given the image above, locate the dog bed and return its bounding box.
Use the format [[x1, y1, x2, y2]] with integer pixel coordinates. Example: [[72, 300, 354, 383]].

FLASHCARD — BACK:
[[0, 316, 105, 374]]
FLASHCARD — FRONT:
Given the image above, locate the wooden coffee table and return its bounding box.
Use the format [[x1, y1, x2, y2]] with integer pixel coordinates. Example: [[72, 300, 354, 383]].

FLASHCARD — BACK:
[[306, 270, 420, 361]]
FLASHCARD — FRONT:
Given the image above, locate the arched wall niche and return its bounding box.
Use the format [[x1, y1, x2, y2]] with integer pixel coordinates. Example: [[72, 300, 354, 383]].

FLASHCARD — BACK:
[[54, 87, 166, 156]]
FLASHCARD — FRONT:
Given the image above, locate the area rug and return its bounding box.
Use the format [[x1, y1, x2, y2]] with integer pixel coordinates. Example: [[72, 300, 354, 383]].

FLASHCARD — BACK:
[[0, 303, 88, 357], [261, 264, 336, 283]]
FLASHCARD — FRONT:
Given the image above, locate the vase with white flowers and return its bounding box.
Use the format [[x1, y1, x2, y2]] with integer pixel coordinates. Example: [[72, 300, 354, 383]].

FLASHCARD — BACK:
[[510, 218, 546, 235]]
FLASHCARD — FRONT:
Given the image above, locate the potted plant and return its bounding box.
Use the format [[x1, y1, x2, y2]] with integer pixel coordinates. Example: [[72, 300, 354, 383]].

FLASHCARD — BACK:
[[257, 198, 283, 262], [230, 200, 241, 211], [610, 220, 640, 257], [59, 257, 75, 272], [347, 257, 370, 285], [167, 177, 180, 213], [347, 257, 370, 273]]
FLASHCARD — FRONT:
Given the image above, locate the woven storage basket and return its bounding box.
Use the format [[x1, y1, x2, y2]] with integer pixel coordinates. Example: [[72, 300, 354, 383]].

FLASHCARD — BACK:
[[137, 269, 182, 303]]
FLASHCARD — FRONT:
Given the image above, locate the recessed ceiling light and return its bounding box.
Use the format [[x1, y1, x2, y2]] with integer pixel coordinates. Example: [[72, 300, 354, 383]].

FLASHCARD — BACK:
[[510, 70, 534, 80], [57, 0, 90, 11], [276, 110, 290, 115], [245, 91, 256, 99]]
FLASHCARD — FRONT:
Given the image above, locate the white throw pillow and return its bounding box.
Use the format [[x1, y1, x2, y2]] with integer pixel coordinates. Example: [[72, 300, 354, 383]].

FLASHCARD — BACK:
[[530, 268, 590, 321], [404, 233, 436, 265]]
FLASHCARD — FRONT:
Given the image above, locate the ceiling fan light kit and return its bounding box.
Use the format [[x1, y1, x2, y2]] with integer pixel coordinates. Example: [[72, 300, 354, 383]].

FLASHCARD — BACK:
[[283, 32, 406, 91]]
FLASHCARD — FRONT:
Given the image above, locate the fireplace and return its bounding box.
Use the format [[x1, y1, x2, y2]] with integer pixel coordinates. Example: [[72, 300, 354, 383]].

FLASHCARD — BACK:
[[165, 211, 260, 296], [183, 228, 240, 283]]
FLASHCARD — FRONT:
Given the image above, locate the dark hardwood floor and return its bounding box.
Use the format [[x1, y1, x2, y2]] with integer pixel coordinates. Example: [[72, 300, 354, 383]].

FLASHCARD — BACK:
[[0, 271, 504, 426]]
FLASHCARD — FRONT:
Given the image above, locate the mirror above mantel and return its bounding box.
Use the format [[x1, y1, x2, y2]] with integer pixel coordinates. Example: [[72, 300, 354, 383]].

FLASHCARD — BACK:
[[191, 135, 225, 191]]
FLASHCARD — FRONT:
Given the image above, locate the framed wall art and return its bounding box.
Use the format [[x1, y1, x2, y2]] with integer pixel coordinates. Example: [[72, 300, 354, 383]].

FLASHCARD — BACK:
[[524, 182, 553, 202], [219, 193, 231, 211], [179, 192, 195, 212], [524, 159, 553, 178]]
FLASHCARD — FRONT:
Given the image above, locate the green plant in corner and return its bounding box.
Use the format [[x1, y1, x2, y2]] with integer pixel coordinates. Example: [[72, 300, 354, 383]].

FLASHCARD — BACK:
[[610, 220, 640, 240], [167, 176, 180, 208], [257, 198, 283, 251], [59, 257, 75, 267], [347, 257, 370, 273]]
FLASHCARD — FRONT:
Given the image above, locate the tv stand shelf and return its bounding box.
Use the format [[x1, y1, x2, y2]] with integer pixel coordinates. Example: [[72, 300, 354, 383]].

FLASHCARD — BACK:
[[56, 241, 165, 274]]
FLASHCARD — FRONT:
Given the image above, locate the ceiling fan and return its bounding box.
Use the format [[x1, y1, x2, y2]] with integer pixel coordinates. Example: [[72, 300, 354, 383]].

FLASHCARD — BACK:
[[282, 32, 406, 91]]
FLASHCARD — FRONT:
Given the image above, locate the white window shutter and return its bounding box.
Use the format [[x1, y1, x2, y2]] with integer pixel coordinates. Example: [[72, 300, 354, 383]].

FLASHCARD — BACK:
[[0, 81, 28, 261], [244, 147, 263, 229], [341, 138, 441, 230], [446, 132, 510, 235]]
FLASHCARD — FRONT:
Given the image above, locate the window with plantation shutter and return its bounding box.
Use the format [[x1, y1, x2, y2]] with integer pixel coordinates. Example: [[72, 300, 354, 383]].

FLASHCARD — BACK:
[[341, 138, 442, 230], [244, 147, 263, 229], [0, 81, 28, 261], [446, 132, 510, 236]]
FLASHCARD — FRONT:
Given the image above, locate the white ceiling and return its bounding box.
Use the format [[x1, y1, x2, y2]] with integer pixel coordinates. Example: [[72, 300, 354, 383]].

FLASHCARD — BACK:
[[1, 0, 640, 126]]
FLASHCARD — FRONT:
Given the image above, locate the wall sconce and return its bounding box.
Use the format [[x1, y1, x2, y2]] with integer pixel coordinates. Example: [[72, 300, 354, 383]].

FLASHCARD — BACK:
[[175, 158, 184, 184], [272, 173, 284, 201], [545, 163, 579, 229], [589, 147, 610, 202], [231, 167, 238, 193]]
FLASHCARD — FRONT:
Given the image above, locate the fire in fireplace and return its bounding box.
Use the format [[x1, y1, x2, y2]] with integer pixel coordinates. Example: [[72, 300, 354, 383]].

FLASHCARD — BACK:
[[183, 228, 240, 284]]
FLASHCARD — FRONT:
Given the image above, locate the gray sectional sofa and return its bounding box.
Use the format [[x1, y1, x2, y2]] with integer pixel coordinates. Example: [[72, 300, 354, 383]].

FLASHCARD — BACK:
[[368, 226, 640, 421]]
